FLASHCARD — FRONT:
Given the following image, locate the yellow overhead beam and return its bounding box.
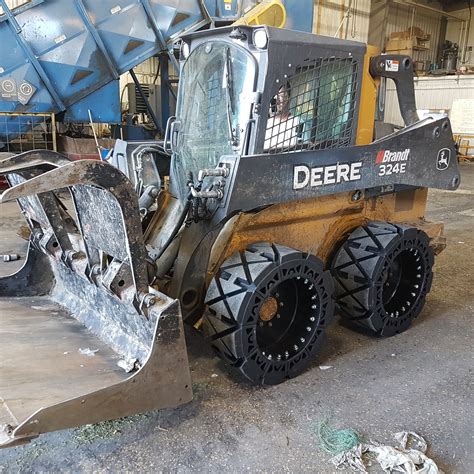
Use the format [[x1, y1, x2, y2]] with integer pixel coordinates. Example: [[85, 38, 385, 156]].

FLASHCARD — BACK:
[[233, 0, 287, 29]]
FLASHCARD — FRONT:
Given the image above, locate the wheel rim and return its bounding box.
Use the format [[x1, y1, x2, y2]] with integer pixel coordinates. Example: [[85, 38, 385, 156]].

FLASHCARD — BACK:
[[205, 244, 335, 384], [381, 247, 428, 321], [256, 277, 320, 361]]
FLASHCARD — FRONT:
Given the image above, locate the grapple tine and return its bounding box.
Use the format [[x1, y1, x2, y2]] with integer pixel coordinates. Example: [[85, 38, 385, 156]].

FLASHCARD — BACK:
[[1, 159, 123, 203], [0, 150, 70, 175], [1, 158, 150, 295]]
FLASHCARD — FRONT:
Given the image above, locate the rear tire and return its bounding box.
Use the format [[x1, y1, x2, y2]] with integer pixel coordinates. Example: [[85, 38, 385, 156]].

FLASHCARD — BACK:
[[331, 222, 434, 337], [204, 243, 335, 385]]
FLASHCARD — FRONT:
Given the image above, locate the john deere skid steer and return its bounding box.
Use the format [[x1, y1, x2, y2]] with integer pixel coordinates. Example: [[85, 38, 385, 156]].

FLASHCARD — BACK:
[[0, 26, 460, 447]]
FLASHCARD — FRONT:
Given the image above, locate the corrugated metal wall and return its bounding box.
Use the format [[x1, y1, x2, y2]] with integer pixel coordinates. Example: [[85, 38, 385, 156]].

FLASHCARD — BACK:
[[4, 0, 25, 8], [313, 0, 371, 43], [385, 76, 474, 127], [385, 3, 441, 65]]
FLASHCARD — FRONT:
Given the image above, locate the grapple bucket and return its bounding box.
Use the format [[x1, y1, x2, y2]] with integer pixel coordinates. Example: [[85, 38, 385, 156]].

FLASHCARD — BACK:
[[0, 151, 192, 448]]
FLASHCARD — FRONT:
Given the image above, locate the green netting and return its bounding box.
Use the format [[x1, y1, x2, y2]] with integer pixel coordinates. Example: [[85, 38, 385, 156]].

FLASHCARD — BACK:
[[316, 419, 361, 455]]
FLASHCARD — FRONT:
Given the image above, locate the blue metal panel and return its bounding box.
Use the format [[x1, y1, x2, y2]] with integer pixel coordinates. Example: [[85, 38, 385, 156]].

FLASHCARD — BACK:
[[283, 0, 314, 33], [0, 0, 314, 142], [63, 80, 121, 123]]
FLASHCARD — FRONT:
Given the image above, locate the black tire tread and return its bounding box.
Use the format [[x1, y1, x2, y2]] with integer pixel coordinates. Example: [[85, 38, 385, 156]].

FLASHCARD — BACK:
[[204, 242, 334, 384], [331, 221, 434, 336]]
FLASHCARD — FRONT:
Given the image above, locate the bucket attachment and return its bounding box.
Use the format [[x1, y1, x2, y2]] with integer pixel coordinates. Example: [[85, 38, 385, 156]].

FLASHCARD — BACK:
[[0, 151, 192, 448]]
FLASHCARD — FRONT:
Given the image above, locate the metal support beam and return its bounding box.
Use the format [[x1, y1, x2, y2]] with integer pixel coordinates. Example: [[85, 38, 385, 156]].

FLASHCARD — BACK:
[[139, 0, 179, 71], [159, 53, 171, 130], [368, 0, 391, 49], [393, 0, 465, 20], [129, 69, 163, 135]]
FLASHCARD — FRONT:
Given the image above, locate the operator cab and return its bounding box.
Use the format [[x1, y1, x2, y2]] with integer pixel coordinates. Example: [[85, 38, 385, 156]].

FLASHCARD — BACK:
[[168, 25, 365, 202]]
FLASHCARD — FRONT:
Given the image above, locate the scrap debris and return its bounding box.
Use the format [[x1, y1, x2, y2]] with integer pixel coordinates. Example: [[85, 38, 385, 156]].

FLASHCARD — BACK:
[[317, 421, 442, 473], [78, 348, 99, 357], [1, 254, 21, 262]]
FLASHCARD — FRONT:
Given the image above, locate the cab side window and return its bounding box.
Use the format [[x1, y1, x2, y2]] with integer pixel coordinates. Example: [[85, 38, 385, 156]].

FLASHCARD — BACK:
[[264, 57, 358, 154]]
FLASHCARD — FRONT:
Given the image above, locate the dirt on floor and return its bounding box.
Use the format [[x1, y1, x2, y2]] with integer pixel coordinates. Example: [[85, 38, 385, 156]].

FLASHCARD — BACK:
[[0, 164, 472, 473]]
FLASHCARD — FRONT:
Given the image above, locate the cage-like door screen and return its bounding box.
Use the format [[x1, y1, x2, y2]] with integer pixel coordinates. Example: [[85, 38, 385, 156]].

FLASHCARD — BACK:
[[264, 57, 359, 154]]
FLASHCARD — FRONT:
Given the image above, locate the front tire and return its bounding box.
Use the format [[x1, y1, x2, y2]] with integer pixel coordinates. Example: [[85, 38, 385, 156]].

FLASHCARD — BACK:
[[330, 222, 434, 337], [204, 243, 335, 385]]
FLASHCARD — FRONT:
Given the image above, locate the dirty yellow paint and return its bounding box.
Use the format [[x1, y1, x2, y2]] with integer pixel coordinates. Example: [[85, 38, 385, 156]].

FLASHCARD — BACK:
[[208, 188, 439, 282]]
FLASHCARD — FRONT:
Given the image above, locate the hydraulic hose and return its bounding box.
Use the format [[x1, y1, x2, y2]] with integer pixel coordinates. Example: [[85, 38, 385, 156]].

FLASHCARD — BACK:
[[152, 196, 191, 263]]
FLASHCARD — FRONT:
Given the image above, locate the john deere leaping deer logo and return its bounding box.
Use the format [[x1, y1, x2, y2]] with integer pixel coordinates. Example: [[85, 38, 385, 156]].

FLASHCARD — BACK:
[[437, 148, 451, 171]]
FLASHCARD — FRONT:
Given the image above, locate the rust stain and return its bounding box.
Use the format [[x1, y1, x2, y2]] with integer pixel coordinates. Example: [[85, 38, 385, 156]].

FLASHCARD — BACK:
[[211, 189, 435, 274], [259, 297, 278, 322]]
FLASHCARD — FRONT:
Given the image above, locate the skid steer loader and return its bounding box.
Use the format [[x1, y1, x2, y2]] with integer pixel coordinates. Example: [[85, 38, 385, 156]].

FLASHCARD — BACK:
[[0, 26, 461, 447]]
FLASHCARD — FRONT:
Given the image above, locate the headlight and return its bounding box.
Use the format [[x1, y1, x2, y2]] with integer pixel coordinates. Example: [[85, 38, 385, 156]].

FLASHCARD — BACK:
[[181, 42, 190, 59], [253, 29, 268, 49]]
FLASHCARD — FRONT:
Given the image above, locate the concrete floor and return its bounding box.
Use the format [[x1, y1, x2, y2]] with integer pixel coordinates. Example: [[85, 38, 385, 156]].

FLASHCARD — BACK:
[[0, 164, 472, 473]]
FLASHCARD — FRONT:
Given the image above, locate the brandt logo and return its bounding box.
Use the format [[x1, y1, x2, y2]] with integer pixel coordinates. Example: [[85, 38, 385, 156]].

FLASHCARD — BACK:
[[376, 149, 410, 164], [436, 148, 451, 170]]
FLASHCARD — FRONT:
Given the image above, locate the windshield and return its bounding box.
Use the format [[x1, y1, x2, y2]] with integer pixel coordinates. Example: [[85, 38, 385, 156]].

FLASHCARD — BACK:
[[173, 41, 256, 198]]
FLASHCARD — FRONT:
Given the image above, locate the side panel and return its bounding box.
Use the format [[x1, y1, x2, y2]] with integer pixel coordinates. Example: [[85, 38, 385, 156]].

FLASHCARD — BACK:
[[225, 117, 459, 214], [209, 188, 443, 279]]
